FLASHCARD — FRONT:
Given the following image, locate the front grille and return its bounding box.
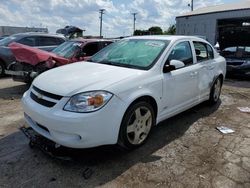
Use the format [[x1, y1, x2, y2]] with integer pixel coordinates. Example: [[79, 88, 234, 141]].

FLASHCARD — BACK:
[[30, 92, 56, 107], [30, 86, 63, 108], [33, 86, 63, 100]]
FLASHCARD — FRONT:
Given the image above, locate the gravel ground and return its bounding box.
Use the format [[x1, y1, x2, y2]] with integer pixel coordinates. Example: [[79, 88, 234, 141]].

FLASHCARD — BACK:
[[0, 77, 249, 188]]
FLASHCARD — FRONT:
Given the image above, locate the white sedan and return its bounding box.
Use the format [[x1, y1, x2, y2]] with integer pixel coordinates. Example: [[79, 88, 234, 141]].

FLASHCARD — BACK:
[[22, 36, 226, 149]]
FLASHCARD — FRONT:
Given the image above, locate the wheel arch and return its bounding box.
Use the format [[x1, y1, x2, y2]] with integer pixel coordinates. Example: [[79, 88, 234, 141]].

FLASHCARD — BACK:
[[123, 95, 158, 122]]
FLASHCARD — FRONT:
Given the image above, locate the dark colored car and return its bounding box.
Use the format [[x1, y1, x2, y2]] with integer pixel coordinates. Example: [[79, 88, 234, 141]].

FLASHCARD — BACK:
[[0, 35, 9, 40], [221, 46, 250, 78], [0, 33, 66, 77], [8, 38, 113, 83]]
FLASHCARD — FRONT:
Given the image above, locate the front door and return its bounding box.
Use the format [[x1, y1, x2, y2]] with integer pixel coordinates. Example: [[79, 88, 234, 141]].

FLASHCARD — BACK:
[[161, 41, 199, 117]]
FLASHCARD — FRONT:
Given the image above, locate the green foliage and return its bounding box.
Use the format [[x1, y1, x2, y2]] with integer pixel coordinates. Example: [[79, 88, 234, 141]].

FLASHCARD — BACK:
[[133, 25, 176, 36], [164, 24, 176, 35], [148, 26, 163, 35]]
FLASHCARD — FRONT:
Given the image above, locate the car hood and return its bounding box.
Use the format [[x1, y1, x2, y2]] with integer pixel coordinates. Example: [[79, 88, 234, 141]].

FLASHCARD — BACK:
[[8, 42, 69, 68], [33, 61, 144, 96]]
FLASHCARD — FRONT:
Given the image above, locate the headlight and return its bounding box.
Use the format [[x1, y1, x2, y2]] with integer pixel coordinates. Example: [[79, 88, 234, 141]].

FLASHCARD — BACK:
[[64, 91, 113, 113]]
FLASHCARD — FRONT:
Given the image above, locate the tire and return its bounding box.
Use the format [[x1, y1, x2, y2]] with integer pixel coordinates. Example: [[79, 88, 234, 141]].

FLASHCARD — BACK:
[[0, 61, 5, 77], [208, 77, 222, 104], [118, 101, 155, 150]]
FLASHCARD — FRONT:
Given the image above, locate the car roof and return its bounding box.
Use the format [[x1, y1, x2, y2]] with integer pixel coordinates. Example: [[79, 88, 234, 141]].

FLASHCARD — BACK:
[[70, 37, 113, 43], [12, 32, 65, 38], [128, 35, 208, 42]]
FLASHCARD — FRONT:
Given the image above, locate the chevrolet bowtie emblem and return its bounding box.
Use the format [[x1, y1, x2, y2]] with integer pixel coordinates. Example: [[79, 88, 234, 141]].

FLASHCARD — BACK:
[[37, 93, 43, 99]]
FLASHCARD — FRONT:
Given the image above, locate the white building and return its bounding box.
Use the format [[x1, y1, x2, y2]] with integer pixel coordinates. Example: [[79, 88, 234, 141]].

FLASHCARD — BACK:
[[0, 26, 48, 36]]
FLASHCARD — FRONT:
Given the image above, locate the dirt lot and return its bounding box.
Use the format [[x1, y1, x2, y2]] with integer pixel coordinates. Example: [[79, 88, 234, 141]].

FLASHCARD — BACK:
[[0, 77, 250, 188]]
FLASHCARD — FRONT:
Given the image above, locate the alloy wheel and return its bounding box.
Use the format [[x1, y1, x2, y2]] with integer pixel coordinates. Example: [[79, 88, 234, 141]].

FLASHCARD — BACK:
[[126, 106, 152, 145]]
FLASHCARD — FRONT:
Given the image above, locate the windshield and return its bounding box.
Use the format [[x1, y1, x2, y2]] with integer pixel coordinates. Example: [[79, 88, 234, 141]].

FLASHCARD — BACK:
[[222, 46, 250, 59], [52, 41, 82, 58], [0, 36, 17, 46], [90, 39, 169, 70]]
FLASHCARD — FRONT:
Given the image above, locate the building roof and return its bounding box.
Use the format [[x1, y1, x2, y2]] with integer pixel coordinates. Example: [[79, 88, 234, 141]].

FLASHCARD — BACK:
[[177, 1, 250, 18]]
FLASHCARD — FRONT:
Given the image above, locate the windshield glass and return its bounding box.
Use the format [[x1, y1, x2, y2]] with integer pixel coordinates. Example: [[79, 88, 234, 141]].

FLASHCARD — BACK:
[[90, 39, 169, 70], [222, 46, 250, 58], [0, 36, 17, 46], [52, 41, 82, 58]]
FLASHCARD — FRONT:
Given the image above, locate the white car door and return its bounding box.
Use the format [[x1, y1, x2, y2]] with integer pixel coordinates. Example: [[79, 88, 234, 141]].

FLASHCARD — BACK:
[[193, 41, 216, 100], [161, 41, 199, 118]]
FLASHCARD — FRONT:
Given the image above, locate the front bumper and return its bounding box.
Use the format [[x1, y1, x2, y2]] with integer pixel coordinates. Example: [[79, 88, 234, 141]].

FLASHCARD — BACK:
[[22, 89, 127, 148], [226, 65, 250, 77], [5, 62, 39, 82]]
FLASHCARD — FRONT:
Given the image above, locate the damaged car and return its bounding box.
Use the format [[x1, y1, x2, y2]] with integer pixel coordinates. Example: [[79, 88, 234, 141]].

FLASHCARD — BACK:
[[0, 33, 65, 77], [7, 38, 113, 83], [22, 36, 226, 150], [220, 46, 250, 78]]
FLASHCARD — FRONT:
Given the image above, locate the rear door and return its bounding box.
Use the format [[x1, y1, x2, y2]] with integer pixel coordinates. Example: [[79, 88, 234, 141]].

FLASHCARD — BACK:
[[161, 40, 199, 117], [193, 41, 216, 99]]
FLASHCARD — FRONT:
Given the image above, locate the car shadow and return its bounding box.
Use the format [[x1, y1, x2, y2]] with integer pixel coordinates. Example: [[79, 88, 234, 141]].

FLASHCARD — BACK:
[[0, 100, 221, 187], [0, 83, 29, 99]]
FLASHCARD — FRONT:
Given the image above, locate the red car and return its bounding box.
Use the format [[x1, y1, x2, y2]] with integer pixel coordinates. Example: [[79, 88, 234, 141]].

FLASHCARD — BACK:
[[7, 38, 113, 83]]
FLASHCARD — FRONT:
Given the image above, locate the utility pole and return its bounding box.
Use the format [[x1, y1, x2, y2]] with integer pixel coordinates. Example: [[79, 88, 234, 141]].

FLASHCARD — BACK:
[[132, 13, 137, 35], [188, 0, 194, 11], [99, 9, 105, 38]]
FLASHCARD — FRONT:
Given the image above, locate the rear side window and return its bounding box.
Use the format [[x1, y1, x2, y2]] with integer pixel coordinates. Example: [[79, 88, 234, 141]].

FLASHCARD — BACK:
[[207, 44, 214, 59], [101, 41, 113, 49], [167, 41, 193, 66], [38, 37, 61, 46], [193, 42, 214, 62], [83, 42, 100, 56], [17, 37, 36, 46]]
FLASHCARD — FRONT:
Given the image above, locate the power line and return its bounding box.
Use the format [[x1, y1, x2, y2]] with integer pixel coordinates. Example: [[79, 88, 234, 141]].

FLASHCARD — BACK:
[[132, 12, 137, 35], [99, 9, 105, 38]]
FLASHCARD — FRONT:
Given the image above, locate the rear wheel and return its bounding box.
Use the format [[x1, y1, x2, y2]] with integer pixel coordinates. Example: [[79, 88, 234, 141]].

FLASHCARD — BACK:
[[209, 77, 222, 104], [0, 61, 5, 77], [118, 101, 155, 150]]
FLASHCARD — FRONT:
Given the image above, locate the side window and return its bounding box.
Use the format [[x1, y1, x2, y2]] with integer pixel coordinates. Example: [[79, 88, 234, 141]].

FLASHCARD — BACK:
[[17, 37, 36, 46], [56, 38, 65, 45], [38, 37, 59, 46], [101, 41, 112, 49], [167, 41, 193, 66], [193, 42, 214, 62], [207, 44, 214, 59], [83, 42, 99, 56]]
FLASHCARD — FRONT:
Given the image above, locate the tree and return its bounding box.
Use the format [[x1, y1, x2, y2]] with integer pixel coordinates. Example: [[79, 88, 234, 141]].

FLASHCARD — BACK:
[[148, 26, 163, 35], [164, 24, 176, 35]]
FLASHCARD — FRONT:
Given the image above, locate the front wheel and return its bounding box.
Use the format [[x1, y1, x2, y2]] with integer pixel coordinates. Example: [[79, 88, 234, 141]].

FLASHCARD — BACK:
[[118, 101, 155, 150], [209, 77, 222, 104]]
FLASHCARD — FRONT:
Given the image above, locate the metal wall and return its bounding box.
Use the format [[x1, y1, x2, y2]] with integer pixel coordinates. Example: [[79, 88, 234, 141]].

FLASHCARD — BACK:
[[0, 26, 48, 36], [176, 9, 250, 45]]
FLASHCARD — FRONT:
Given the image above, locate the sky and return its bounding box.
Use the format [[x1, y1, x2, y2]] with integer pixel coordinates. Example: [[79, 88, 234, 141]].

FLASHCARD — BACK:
[[0, 0, 245, 37]]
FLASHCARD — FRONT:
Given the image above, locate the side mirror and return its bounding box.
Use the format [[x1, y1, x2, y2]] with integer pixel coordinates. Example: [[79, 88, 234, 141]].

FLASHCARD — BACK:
[[163, 60, 185, 73]]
